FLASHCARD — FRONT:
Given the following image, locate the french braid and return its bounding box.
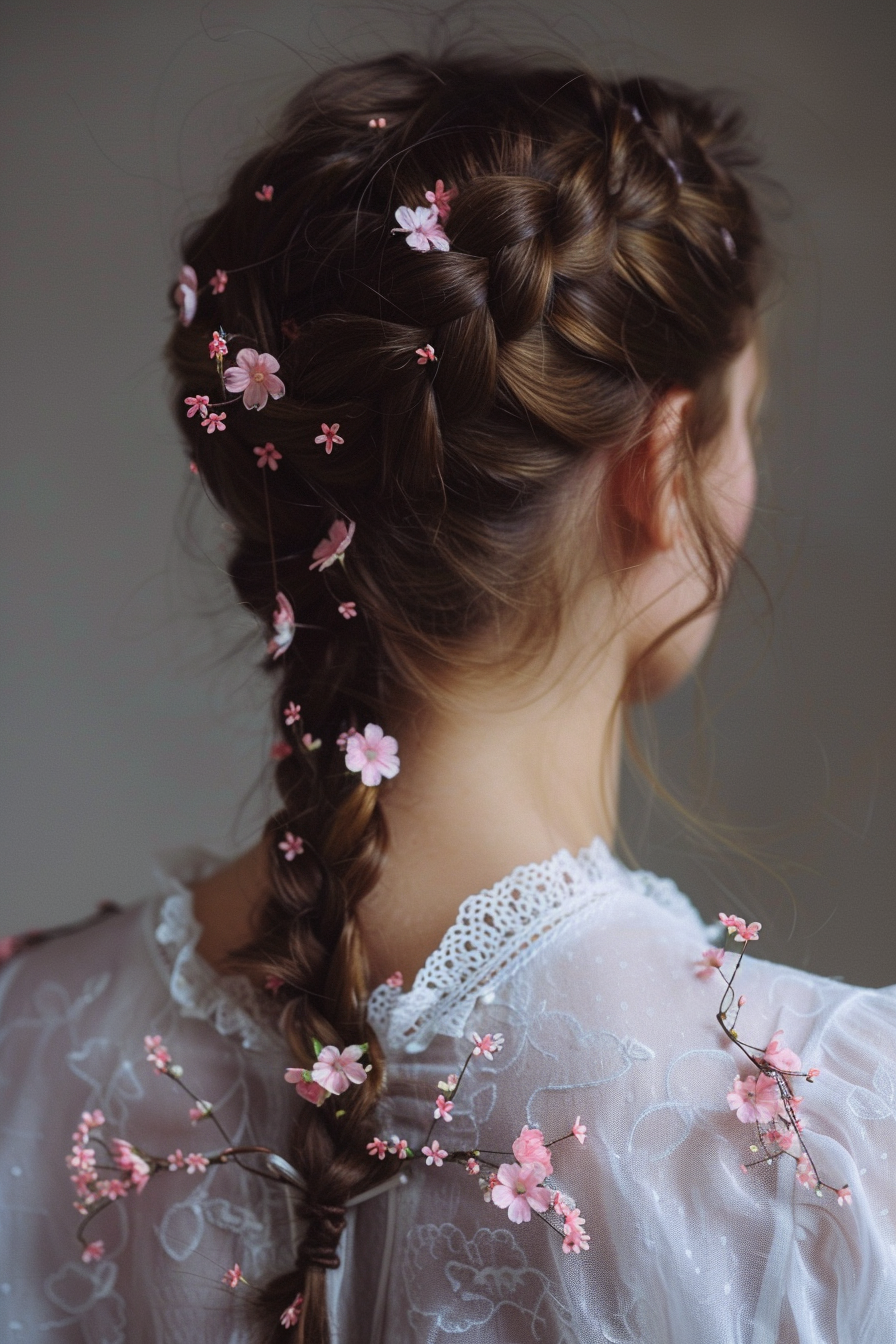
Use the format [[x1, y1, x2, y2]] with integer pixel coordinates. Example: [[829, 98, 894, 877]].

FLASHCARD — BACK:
[[166, 53, 764, 1341]]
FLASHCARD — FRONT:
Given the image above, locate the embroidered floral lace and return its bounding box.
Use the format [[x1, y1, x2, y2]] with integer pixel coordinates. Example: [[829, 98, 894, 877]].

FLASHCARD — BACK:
[[1, 841, 894, 1342]]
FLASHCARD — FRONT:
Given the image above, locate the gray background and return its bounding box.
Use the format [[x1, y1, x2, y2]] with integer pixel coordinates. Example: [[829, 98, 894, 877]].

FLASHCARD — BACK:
[[1, 1, 893, 986]]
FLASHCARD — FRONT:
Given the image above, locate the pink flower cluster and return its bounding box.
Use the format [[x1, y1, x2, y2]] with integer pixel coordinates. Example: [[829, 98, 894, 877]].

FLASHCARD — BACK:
[[285, 1042, 368, 1106]]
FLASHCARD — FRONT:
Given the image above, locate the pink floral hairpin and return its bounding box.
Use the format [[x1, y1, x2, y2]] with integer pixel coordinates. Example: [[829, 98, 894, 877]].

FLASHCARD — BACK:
[[223, 349, 286, 411], [368, 116, 387, 129], [424, 179, 457, 220], [176, 266, 198, 326], [338, 601, 357, 619], [392, 204, 450, 253], [210, 269, 228, 295], [267, 591, 296, 660], [255, 184, 274, 202], [416, 344, 436, 364], [254, 442, 282, 471], [309, 519, 355, 571], [315, 422, 343, 455], [344, 723, 400, 786]]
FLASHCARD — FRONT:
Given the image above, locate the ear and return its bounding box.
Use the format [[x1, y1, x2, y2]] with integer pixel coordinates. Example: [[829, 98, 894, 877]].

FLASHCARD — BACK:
[[602, 389, 692, 560]]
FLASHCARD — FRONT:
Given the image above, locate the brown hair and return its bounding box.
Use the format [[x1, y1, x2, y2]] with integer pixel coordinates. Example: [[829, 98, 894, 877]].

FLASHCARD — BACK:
[[167, 51, 763, 1341]]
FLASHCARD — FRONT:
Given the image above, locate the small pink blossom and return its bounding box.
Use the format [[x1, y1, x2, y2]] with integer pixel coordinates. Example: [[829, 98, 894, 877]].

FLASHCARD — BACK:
[[302, 733, 322, 751], [144, 1035, 171, 1072], [490, 1162, 552, 1224], [338, 601, 357, 619], [345, 723, 400, 787], [189, 1100, 213, 1124], [512, 1126, 553, 1178], [210, 269, 228, 295], [416, 343, 436, 364], [264, 974, 284, 993], [284, 1067, 329, 1106], [466, 1158, 480, 1174], [425, 180, 457, 220], [82, 1109, 105, 1131], [434, 1094, 454, 1122], [81, 1240, 105, 1264], [280, 1294, 303, 1327], [255, 184, 274, 202], [552, 1191, 572, 1217], [796, 1155, 817, 1188], [209, 330, 228, 358], [389, 1137, 410, 1159], [312, 1044, 367, 1095], [185, 1153, 209, 1175], [392, 204, 450, 252], [738, 995, 747, 1007], [189, 461, 199, 475], [98, 1177, 129, 1201], [268, 591, 296, 660], [278, 831, 304, 861], [367, 1137, 388, 1160], [422, 1142, 448, 1167], [807, 1067, 820, 1081], [254, 441, 282, 470], [184, 394, 210, 419], [385, 970, 403, 989], [763, 1031, 802, 1075], [283, 701, 301, 725], [836, 1186, 852, 1206], [763, 1128, 796, 1152], [168, 1149, 186, 1170], [314, 422, 344, 455], [309, 519, 356, 571], [695, 947, 725, 979], [572, 1116, 587, 1145], [479, 1172, 499, 1202], [718, 912, 761, 942], [223, 348, 286, 410], [270, 741, 293, 761], [368, 116, 387, 129], [727, 1073, 782, 1125], [223, 1264, 243, 1288], [470, 1031, 504, 1060], [176, 265, 198, 326], [204, 412, 226, 433], [438, 1074, 459, 1094], [562, 1208, 591, 1254]]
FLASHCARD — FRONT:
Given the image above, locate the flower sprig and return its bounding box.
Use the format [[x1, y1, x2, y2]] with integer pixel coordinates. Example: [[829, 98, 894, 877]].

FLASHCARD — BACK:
[[696, 915, 851, 1206]]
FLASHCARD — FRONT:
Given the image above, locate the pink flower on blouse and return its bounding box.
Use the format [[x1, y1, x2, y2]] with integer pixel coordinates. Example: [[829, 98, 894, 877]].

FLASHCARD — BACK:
[[763, 1128, 796, 1152], [203, 412, 226, 433], [466, 1157, 480, 1174], [695, 947, 725, 979], [309, 519, 356, 571], [184, 394, 210, 419], [267, 591, 296, 660], [345, 723, 400, 786], [176, 265, 198, 326], [434, 1094, 454, 1122], [81, 1240, 105, 1263], [222, 1264, 242, 1289], [836, 1186, 852, 1206], [338, 601, 357, 619], [470, 1031, 504, 1060], [491, 1163, 552, 1224], [727, 1073, 782, 1124], [278, 832, 304, 861], [562, 1208, 591, 1254], [311, 1044, 367, 1095], [385, 970, 403, 989], [254, 442, 282, 470], [211, 269, 228, 295], [392, 204, 450, 252], [367, 1137, 388, 1160], [185, 1153, 209, 1175], [796, 1155, 817, 1188], [425, 180, 457, 220], [189, 1101, 213, 1123], [763, 1030, 802, 1074], [807, 1067, 820, 1081], [284, 700, 301, 725], [255, 184, 274, 202], [223, 348, 286, 410], [144, 1035, 171, 1071], [314, 422, 344, 454], [512, 1126, 553, 1177], [389, 1137, 410, 1158], [422, 1142, 448, 1167], [572, 1116, 587, 1145], [209, 330, 228, 358], [167, 1149, 186, 1170], [280, 1294, 303, 1327]]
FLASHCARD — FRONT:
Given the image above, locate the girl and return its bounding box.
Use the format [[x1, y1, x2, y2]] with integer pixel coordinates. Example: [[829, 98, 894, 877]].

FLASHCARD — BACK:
[[1, 53, 893, 1344]]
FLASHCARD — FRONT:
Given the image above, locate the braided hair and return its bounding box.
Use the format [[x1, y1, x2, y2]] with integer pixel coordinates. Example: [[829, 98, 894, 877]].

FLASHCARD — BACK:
[[166, 52, 764, 1341]]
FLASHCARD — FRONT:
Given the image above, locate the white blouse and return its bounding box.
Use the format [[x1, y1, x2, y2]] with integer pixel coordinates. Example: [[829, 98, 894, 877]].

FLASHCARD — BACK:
[[1, 840, 894, 1342]]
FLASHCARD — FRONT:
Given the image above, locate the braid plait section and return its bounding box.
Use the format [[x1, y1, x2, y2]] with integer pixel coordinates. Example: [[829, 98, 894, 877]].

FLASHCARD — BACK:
[[165, 54, 764, 1342]]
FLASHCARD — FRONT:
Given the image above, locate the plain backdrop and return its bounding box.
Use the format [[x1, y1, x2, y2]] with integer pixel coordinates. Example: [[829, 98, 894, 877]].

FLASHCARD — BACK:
[[0, 0, 893, 986]]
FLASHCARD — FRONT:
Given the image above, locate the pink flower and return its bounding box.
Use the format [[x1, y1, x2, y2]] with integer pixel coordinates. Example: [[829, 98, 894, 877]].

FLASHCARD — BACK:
[[267, 591, 296, 660], [189, 461, 199, 475], [270, 741, 293, 761], [223, 348, 286, 410], [438, 1074, 459, 1094], [278, 831, 304, 861], [280, 1294, 303, 1327], [763, 1031, 802, 1074], [434, 1094, 454, 1122], [392, 204, 450, 252], [98, 1177, 129, 1200], [283, 701, 301, 725], [176, 265, 198, 326], [209, 330, 228, 358], [211, 269, 228, 295], [184, 394, 210, 419], [67, 1145, 96, 1173], [807, 1067, 820, 1082], [367, 1137, 388, 1160], [345, 723, 400, 787], [695, 947, 725, 979], [490, 1162, 552, 1224], [81, 1240, 105, 1264], [185, 1153, 209, 1175], [144, 1035, 171, 1072], [385, 970, 403, 989], [424, 180, 457, 220], [338, 601, 357, 619], [470, 1031, 504, 1060], [189, 1101, 213, 1124], [314, 422, 344, 455], [309, 519, 355, 571], [422, 1142, 448, 1167], [416, 344, 436, 364], [264, 974, 284, 993], [480, 1172, 499, 1201], [255, 184, 274, 202], [254, 441, 282, 470], [302, 733, 322, 751], [763, 1128, 796, 1152], [204, 412, 226, 433], [284, 1067, 329, 1107], [389, 1137, 410, 1159], [312, 1044, 367, 1095], [562, 1208, 591, 1254], [552, 1191, 572, 1217], [512, 1126, 553, 1178], [796, 1155, 817, 1188], [81, 1109, 105, 1130], [718, 913, 761, 942], [368, 117, 387, 129], [466, 1158, 480, 1174], [836, 1186, 852, 1206], [167, 1149, 186, 1169], [222, 1264, 242, 1288], [572, 1116, 587, 1145], [727, 1073, 782, 1124]]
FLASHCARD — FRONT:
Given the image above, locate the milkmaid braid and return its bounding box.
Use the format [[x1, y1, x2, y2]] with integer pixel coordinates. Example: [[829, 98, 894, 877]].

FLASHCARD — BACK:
[[166, 53, 763, 1341]]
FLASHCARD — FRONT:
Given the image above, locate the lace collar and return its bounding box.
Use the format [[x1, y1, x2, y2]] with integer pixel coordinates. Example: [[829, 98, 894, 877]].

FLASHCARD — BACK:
[[148, 841, 707, 1057]]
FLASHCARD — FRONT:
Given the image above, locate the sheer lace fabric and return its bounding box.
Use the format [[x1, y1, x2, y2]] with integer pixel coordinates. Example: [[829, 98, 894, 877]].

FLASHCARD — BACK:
[[0, 841, 893, 1342]]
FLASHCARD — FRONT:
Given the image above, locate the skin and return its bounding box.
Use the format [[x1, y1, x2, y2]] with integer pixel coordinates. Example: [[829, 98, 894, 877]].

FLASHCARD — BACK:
[[193, 342, 761, 986]]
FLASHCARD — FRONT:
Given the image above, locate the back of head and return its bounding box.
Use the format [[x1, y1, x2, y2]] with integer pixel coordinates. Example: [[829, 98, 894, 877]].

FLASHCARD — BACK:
[[167, 51, 764, 1340]]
